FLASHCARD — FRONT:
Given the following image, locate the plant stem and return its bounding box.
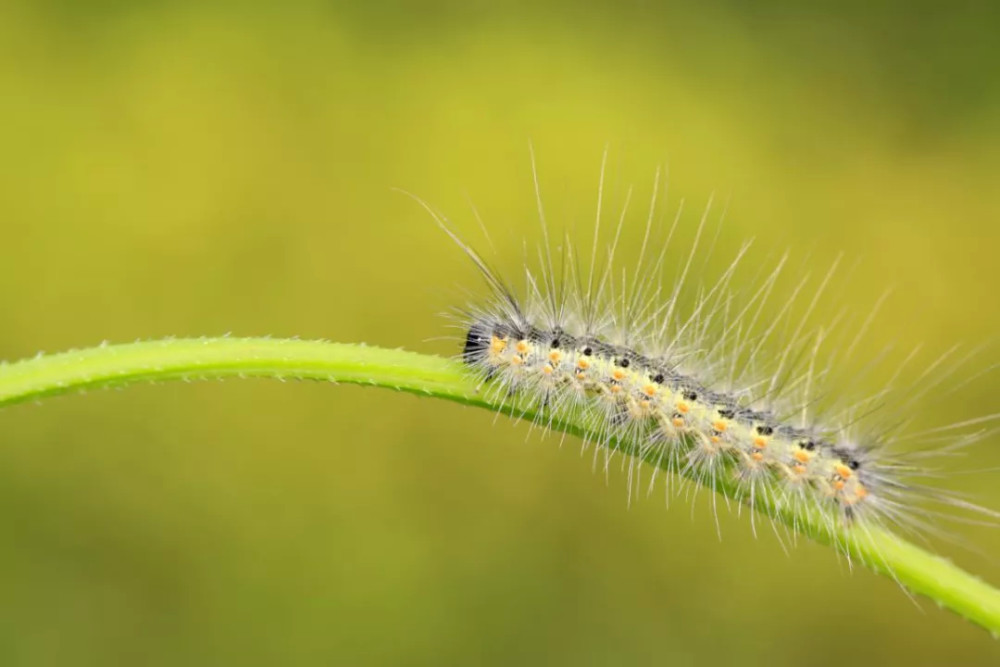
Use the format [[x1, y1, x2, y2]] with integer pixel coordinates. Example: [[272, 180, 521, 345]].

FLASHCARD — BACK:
[[0, 337, 997, 635]]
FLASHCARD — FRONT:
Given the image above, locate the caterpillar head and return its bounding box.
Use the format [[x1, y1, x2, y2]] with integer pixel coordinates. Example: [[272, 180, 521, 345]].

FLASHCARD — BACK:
[[462, 320, 495, 365]]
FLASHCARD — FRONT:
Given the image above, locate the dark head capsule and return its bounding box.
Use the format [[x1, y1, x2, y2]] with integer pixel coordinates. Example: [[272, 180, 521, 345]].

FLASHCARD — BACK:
[[463, 321, 493, 365]]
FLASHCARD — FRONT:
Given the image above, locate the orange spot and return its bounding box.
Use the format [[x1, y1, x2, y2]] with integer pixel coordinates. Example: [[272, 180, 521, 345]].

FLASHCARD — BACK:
[[612, 369, 626, 381], [642, 384, 656, 397], [549, 350, 562, 363], [672, 417, 685, 428], [490, 336, 507, 353], [793, 464, 807, 475], [542, 365, 553, 375], [833, 480, 845, 491], [575, 372, 586, 381], [677, 402, 690, 414], [511, 355, 523, 366], [856, 486, 869, 499], [640, 400, 651, 409], [713, 420, 727, 432], [610, 385, 622, 394], [577, 358, 590, 370], [516, 340, 530, 354], [793, 450, 811, 464], [753, 437, 767, 449], [835, 464, 852, 479], [752, 452, 764, 462], [710, 435, 721, 444]]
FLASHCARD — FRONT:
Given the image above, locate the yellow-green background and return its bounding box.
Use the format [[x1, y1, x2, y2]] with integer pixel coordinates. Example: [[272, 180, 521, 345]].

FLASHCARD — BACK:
[[1, 2, 998, 665]]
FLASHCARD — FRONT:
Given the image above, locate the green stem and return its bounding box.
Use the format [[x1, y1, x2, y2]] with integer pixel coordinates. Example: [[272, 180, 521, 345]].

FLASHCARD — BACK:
[[0, 337, 997, 635]]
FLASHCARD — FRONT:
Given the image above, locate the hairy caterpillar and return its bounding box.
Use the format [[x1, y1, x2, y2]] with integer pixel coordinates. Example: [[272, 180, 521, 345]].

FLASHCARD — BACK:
[[410, 152, 999, 562]]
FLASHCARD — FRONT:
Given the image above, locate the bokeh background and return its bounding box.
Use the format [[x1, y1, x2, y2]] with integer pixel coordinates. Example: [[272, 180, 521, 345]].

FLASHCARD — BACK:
[[1, 1, 999, 665]]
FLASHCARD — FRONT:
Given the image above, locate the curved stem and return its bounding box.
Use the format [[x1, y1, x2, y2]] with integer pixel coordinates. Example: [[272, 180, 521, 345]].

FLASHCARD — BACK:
[[0, 337, 997, 635]]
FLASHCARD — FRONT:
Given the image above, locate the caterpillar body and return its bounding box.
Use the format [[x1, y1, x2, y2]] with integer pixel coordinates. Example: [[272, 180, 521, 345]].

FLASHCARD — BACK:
[[461, 316, 870, 517], [414, 154, 997, 556]]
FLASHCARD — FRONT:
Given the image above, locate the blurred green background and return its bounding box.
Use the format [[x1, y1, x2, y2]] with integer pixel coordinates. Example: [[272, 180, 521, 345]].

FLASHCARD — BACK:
[[1, 1, 999, 665]]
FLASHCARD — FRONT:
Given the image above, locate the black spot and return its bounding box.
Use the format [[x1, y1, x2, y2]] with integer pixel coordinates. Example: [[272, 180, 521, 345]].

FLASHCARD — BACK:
[[718, 408, 735, 419], [653, 373, 665, 383], [756, 425, 774, 436], [848, 459, 861, 471], [619, 358, 630, 368], [550, 338, 560, 348], [800, 440, 817, 451], [583, 346, 593, 356], [682, 390, 698, 401], [462, 327, 490, 365]]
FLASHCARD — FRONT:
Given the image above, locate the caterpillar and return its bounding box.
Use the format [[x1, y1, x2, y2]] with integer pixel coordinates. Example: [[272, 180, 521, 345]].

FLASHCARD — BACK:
[[410, 151, 999, 557]]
